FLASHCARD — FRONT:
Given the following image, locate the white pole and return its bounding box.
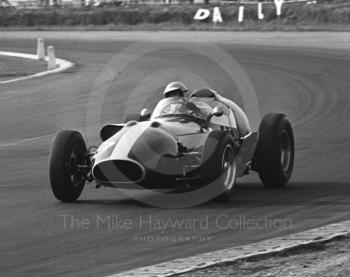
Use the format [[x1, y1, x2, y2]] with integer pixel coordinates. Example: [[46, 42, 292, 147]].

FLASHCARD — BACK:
[[238, 6, 244, 23], [37, 38, 45, 60], [47, 46, 57, 70]]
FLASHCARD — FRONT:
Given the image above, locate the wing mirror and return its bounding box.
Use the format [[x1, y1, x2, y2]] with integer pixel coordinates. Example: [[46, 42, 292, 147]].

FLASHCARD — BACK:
[[208, 106, 224, 121], [140, 108, 151, 121]]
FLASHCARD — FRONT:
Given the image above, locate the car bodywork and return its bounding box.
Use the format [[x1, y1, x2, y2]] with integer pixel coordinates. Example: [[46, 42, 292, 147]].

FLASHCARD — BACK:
[[91, 91, 258, 189]]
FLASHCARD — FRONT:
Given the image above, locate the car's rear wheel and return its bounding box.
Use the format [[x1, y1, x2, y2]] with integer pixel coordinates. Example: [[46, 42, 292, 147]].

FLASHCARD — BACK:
[[201, 132, 237, 202], [49, 130, 88, 202], [255, 113, 294, 188]]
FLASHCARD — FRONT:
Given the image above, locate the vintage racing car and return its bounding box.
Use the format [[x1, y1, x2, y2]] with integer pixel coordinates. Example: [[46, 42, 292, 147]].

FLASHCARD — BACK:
[[49, 83, 295, 202]]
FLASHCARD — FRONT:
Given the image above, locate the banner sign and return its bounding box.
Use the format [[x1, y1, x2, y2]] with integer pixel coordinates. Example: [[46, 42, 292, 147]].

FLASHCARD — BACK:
[[193, 0, 287, 23]]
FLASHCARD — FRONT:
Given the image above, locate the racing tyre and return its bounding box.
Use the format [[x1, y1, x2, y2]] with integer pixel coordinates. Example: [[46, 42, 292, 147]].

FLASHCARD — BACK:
[[201, 132, 237, 202], [123, 113, 141, 123], [50, 130, 87, 202], [255, 113, 294, 188]]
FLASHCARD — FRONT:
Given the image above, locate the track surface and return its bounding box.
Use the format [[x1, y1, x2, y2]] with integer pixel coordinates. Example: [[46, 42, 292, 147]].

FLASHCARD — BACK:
[[0, 32, 349, 277], [0, 55, 46, 82]]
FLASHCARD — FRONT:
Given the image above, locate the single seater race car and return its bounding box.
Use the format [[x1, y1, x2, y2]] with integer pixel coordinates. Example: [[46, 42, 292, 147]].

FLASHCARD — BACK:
[[49, 86, 294, 203]]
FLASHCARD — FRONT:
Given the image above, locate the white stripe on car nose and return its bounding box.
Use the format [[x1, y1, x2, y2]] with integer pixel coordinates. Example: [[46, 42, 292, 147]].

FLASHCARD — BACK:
[[112, 122, 150, 159]]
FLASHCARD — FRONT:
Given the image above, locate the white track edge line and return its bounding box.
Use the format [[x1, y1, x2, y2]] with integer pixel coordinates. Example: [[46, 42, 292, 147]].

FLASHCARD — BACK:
[[106, 220, 350, 277], [0, 51, 74, 84]]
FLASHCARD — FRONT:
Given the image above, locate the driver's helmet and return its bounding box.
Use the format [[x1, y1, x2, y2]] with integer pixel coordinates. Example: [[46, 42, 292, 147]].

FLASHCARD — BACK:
[[163, 81, 188, 98]]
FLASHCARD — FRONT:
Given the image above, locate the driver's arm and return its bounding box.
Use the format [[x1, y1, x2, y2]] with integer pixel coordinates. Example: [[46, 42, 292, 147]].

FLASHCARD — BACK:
[[184, 101, 200, 113]]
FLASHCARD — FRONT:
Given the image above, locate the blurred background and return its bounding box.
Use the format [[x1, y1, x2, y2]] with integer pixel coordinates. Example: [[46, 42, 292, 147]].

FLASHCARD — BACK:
[[0, 0, 349, 28]]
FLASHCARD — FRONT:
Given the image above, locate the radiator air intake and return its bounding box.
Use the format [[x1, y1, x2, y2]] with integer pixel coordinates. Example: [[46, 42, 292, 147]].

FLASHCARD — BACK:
[[93, 160, 144, 183]]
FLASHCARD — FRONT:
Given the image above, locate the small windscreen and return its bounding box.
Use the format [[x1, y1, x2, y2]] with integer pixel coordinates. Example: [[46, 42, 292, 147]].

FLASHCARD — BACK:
[[157, 100, 211, 120]]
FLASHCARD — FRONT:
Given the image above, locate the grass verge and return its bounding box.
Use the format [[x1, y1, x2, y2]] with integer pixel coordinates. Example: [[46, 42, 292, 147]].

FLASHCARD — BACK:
[[177, 235, 350, 277]]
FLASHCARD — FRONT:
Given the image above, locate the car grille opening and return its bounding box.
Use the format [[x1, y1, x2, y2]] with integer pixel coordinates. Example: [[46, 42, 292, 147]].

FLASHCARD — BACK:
[[93, 160, 144, 183]]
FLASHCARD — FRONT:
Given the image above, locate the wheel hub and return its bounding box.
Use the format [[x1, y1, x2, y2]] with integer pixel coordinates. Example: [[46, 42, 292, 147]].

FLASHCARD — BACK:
[[221, 145, 236, 190]]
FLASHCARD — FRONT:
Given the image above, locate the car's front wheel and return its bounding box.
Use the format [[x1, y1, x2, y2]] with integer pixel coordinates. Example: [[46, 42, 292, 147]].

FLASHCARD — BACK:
[[49, 130, 88, 202]]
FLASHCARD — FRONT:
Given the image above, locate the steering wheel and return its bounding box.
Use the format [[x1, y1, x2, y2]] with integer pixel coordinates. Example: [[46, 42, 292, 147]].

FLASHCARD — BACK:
[[160, 102, 184, 115]]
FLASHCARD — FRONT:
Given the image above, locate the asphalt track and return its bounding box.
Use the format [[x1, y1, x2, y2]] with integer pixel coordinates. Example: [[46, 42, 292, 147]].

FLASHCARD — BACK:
[[0, 32, 349, 277]]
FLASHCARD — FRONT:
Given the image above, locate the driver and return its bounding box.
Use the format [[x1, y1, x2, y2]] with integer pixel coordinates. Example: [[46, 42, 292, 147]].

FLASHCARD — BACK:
[[153, 81, 202, 118], [163, 81, 189, 98], [164, 82, 202, 115]]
